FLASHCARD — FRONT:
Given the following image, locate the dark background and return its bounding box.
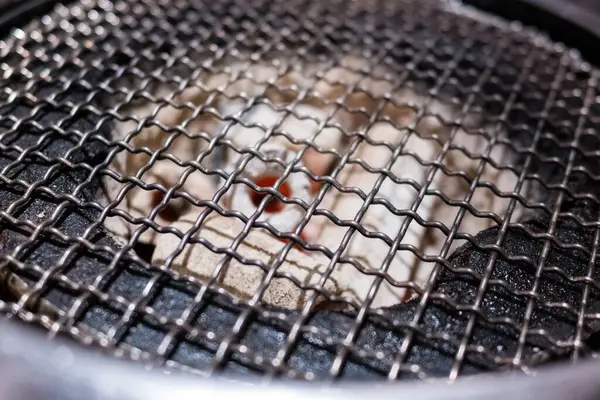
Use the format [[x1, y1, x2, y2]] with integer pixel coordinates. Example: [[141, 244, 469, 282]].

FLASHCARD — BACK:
[[463, 0, 600, 65]]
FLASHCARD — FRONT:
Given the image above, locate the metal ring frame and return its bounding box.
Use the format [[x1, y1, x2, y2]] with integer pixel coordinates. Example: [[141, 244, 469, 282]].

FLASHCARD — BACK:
[[2, 316, 600, 400]]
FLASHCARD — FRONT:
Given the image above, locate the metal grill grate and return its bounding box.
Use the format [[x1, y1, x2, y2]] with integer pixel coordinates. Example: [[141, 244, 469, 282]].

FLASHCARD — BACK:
[[1, 0, 600, 382]]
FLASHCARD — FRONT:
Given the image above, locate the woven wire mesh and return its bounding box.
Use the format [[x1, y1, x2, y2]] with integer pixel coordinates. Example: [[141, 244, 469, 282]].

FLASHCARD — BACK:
[[0, 0, 600, 382]]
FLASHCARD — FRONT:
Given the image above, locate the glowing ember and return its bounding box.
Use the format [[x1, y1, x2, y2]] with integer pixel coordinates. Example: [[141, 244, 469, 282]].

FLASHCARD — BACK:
[[248, 175, 291, 213]]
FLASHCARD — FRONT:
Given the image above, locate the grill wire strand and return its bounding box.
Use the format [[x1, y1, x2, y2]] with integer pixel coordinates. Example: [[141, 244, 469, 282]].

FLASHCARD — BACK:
[[0, 0, 599, 382]]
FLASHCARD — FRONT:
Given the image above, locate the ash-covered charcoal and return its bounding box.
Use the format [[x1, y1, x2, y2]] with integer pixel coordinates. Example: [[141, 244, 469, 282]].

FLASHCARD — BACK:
[[101, 52, 532, 309]]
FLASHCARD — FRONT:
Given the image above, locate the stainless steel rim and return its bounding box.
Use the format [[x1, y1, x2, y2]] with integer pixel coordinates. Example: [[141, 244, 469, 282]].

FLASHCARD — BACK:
[[1, 317, 600, 400]]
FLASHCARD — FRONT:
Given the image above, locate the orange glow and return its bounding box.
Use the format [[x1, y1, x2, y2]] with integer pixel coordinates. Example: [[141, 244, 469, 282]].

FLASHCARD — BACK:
[[249, 175, 291, 213]]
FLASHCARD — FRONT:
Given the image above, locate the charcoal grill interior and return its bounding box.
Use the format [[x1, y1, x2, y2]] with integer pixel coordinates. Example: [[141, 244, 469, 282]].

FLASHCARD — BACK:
[[1, 0, 600, 384]]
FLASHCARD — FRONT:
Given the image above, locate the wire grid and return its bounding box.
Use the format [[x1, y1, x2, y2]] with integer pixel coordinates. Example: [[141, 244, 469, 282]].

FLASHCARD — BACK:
[[0, 0, 599, 382]]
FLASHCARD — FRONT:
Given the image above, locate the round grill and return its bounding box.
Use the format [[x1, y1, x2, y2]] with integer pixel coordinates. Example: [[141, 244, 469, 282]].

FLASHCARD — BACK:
[[1, 0, 600, 384]]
